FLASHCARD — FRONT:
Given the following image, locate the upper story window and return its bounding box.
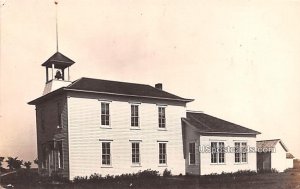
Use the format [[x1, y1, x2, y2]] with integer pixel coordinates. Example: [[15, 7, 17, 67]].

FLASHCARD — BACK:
[[40, 109, 45, 132], [235, 142, 247, 163], [101, 102, 110, 126], [189, 143, 196, 165], [131, 105, 139, 127], [57, 102, 62, 128], [158, 107, 166, 129], [211, 142, 225, 164]]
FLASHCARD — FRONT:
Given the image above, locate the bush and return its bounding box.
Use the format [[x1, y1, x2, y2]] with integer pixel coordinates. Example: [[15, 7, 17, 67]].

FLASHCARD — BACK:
[[163, 169, 172, 177], [258, 168, 279, 174]]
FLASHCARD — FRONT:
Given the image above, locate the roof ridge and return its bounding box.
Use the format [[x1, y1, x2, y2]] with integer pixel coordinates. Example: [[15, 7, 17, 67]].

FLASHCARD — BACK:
[[80, 77, 150, 86]]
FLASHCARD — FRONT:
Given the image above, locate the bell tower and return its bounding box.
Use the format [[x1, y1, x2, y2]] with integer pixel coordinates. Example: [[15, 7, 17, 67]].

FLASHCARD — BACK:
[[41, 1, 76, 95], [42, 52, 75, 95]]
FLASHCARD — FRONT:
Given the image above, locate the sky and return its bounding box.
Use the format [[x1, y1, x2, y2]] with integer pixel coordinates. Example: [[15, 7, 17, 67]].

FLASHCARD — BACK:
[[0, 0, 300, 163]]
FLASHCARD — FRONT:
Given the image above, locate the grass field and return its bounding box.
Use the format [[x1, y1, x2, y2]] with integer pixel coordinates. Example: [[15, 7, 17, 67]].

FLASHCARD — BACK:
[[1, 169, 300, 189]]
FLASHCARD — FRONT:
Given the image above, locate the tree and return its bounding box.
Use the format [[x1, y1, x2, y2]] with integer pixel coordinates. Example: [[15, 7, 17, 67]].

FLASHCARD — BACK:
[[0, 157, 4, 168], [23, 161, 32, 169], [6, 157, 23, 170], [33, 158, 39, 165]]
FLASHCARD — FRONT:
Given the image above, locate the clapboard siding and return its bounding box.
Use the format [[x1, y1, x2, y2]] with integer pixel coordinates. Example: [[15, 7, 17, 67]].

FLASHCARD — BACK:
[[199, 135, 257, 175], [35, 96, 69, 178], [184, 125, 200, 175], [68, 96, 186, 179]]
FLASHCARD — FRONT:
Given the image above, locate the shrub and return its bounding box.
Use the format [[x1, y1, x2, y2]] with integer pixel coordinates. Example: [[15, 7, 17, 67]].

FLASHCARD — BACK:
[[6, 157, 23, 170], [163, 169, 172, 177], [136, 169, 160, 178], [23, 161, 32, 169]]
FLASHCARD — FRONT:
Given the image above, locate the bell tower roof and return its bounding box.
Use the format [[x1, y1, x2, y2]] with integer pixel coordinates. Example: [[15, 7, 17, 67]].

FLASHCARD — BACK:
[[41, 52, 75, 69]]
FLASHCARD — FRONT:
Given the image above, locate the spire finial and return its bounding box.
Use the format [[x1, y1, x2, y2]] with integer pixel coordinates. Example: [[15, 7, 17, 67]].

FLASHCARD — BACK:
[[55, 1, 59, 52]]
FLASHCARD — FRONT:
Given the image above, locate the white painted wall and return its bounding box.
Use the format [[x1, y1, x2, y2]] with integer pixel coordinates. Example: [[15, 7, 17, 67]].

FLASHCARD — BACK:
[[271, 143, 288, 172], [285, 158, 294, 169], [199, 135, 257, 175], [67, 96, 186, 179]]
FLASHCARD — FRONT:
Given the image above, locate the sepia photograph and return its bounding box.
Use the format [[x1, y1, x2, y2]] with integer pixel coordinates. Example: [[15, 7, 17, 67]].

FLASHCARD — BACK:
[[0, 0, 300, 188]]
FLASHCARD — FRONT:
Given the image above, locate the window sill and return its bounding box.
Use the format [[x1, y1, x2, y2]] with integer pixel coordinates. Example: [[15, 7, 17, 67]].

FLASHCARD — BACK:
[[158, 164, 168, 167], [100, 126, 112, 129], [101, 166, 113, 168], [210, 163, 226, 165], [131, 164, 142, 167], [234, 162, 248, 165], [130, 127, 141, 130], [157, 128, 167, 131]]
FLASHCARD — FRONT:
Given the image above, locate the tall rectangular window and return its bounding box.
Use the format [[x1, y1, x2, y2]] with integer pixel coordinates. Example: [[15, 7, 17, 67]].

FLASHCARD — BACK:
[[158, 107, 166, 128], [235, 142, 241, 163], [189, 143, 196, 165], [131, 105, 139, 127], [40, 109, 45, 131], [241, 142, 248, 163], [159, 143, 167, 164], [101, 102, 110, 126], [57, 141, 63, 169], [57, 102, 62, 127], [211, 142, 217, 163], [218, 142, 225, 163], [235, 142, 247, 163], [102, 142, 111, 165], [211, 142, 225, 164], [132, 142, 140, 164]]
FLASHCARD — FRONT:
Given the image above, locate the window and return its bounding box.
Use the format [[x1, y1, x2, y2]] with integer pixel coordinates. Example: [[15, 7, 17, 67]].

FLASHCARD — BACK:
[[57, 102, 62, 127], [42, 144, 47, 169], [158, 107, 166, 128], [235, 142, 247, 163], [57, 141, 63, 169], [102, 142, 111, 165], [101, 102, 110, 126], [211, 142, 225, 164], [131, 105, 139, 127], [40, 109, 45, 131], [159, 143, 167, 164], [189, 143, 196, 165], [131, 142, 140, 164], [241, 142, 247, 163]]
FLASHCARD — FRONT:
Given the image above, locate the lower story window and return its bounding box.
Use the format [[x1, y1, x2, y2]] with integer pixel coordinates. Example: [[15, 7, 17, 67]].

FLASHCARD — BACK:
[[211, 142, 225, 164], [57, 141, 63, 169], [235, 142, 247, 163], [159, 143, 167, 164], [132, 142, 140, 164], [189, 143, 196, 165], [102, 142, 111, 165]]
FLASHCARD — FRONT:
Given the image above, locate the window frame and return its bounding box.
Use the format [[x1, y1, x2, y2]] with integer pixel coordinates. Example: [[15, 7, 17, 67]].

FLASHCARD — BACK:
[[131, 142, 141, 165], [158, 106, 166, 129], [158, 142, 167, 165], [210, 142, 225, 164], [234, 142, 248, 164], [56, 140, 63, 169], [101, 142, 111, 166], [101, 102, 110, 127], [130, 104, 139, 128], [189, 142, 196, 165]]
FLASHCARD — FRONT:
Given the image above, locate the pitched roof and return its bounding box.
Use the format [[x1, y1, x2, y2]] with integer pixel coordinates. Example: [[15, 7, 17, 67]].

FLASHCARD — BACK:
[[28, 77, 193, 105], [286, 152, 295, 159], [256, 139, 288, 152], [41, 52, 75, 69], [182, 112, 260, 135]]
